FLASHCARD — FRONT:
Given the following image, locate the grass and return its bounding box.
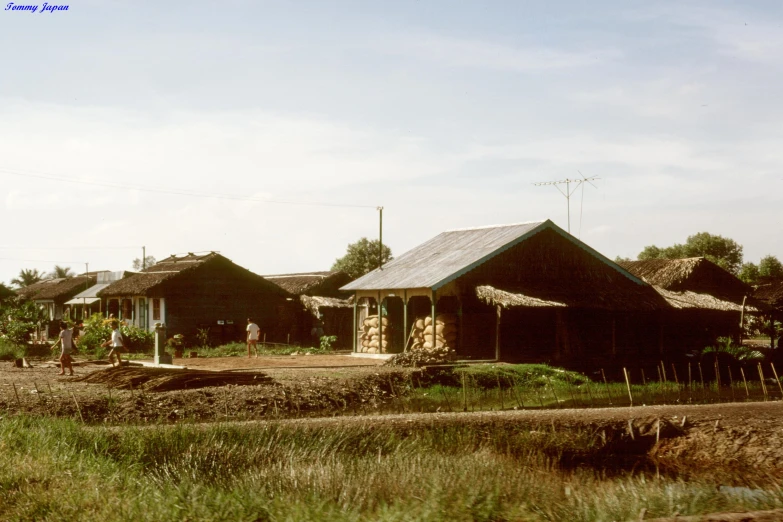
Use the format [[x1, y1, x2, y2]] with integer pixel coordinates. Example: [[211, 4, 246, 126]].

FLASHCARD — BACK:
[[187, 342, 330, 357], [0, 416, 780, 521]]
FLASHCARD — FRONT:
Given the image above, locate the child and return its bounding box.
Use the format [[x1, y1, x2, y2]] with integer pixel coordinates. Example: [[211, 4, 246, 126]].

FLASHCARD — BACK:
[[51, 321, 75, 376], [101, 321, 126, 367]]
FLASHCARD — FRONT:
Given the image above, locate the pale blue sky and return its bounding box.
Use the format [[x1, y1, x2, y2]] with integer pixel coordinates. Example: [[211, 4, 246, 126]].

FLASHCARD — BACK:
[[1, 1, 781, 282]]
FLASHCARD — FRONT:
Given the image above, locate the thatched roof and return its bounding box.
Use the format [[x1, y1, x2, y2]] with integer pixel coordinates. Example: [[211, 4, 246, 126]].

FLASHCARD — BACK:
[[300, 295, 353, 317], [98, 252, 283, 297], [343, 220, 645, 292], [654, 286, 766, 313], [617, 258, 751, 299], [476, 286, 567, 308], [16, 276, 96, 301], [264, 270, 352, 297], [754, 278, 783, 310]]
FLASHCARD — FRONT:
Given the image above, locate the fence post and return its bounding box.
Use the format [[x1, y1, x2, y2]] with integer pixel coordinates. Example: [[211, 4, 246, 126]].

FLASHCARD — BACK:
[[623, 368, 633, 407]]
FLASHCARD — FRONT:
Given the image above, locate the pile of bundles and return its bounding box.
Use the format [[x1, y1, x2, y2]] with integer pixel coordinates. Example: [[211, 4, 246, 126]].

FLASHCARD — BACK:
[[358, 314, 393, 354], [409, 313, 458, 351]]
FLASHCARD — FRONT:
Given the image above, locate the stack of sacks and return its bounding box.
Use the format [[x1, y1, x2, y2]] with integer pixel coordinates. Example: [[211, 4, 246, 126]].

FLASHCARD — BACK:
[[359, 315, 392, 354]]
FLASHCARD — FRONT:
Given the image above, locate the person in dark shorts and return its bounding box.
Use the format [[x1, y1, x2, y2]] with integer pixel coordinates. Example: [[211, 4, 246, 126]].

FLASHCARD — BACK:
[[50, 321, 75, 376]]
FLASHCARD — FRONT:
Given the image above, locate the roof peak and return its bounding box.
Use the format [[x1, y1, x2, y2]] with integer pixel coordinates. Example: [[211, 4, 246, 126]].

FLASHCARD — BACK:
[[446, 220, 547, 232]]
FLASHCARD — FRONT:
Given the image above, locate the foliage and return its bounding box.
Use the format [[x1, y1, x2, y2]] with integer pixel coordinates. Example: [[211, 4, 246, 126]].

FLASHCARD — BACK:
[[457, 363, 591, 389], [319, 335, 337, 350], [166, 334, 184, 351], [48, 265, 74, 279], [1, 416, 780, 521], [0, 339, 24, 361], [194, 342, 329, 357], [132, 255, 157, 271], [739, 255, 783, 284], [638, 232, 744, 274], [702, 337, 764, 363], [10, 268, 45, 288], [614, 255, 633, 263], [331, 237, 393, 280], [386, 347, 457, 367], [77, 313, 154, 353], [759, 255, 783, 279], [0, 298, 48, 346], [196, 327, 210, 348]]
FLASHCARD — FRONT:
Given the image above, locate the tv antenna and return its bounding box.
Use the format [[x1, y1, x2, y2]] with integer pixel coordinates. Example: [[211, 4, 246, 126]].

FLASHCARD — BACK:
[[533, 172, 599, 235]]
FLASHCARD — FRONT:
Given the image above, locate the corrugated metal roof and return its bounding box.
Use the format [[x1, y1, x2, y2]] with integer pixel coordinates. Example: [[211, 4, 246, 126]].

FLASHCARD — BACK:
[[71, 283, 111, 299], [342, 221, 547, 291], [341, 219, 645, 292]]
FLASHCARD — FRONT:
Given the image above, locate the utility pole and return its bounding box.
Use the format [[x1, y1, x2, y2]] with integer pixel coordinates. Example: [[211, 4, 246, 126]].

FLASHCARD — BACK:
[[533, 173, 599, 235], [377, 207, 384, 270], [142, 246, 146, 270], [85, 262, 89, 275]]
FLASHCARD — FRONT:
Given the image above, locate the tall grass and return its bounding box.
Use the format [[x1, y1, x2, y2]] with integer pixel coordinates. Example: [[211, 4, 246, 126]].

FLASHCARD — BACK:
[[0, 416, 780, 521]]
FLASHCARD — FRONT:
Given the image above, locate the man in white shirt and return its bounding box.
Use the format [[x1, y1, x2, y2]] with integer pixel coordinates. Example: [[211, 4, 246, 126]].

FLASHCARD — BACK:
[[246, 318, 260, 358], [101, 321, 126, 367], [51, 321, 75, 376]]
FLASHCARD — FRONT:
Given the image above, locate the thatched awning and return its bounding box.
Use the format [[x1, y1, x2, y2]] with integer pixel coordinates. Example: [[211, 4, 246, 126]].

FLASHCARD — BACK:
[[476, 286, 567, 308], [654, 286, 767, 313], [300, 295, 353, 317], [753, 279, 783, 310]]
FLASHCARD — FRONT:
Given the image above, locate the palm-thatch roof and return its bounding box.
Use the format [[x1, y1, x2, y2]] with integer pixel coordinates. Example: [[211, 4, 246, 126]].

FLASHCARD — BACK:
[[617, 258, 767, 312], [98, 252, 284, 297], [476, 286, 567, 308], [16, 276, 96, 301], [754, 278, 783, 310], [264, 270, 352, 297], [300, 295, 353, 317]]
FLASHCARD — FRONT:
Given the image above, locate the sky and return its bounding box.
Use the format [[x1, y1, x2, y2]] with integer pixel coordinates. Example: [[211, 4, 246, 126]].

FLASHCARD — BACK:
[[1, 0, 782, 285]]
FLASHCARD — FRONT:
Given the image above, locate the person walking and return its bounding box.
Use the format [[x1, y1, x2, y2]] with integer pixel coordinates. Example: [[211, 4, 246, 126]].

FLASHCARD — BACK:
[[101, 321, 126, 367], [51, 321, 75, 376], [246, 318, 260, 358]]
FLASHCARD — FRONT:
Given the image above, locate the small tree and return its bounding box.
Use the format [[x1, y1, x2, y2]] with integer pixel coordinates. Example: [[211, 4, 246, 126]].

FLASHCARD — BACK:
[[332, 238, 393, 280], [739, 262, 760, 284], [637, 232, 743, 274], [132, 256, 157, 271], [0, 298, 49, 346], [759, 255, 783, 280]]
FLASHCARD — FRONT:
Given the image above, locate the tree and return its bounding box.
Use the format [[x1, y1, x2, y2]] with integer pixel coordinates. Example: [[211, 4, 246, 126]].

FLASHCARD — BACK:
[[637, 232, 743, 274], [132, 256, 157, 271], [10, 268, 45, 288], [332, 238, 393, 280], [738, 262, 760, 284], [759, 255, 783, 279], [48, 265, 74, 279]]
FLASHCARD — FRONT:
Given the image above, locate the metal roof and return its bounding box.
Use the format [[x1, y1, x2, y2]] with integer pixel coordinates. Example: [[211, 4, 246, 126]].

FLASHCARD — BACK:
[[342, 221, 546, 291], [71, 283, 111, 300], [341, 219, 646, 292]]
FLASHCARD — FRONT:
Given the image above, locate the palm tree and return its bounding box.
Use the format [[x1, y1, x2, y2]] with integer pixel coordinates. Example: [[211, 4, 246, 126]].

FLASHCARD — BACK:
[[10, 268, 45, 288], [49, 265, 74, 279]]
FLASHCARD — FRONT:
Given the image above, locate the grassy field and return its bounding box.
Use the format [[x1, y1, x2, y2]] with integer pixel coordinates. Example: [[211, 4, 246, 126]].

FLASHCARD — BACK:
[[2, 415, 781, 522]]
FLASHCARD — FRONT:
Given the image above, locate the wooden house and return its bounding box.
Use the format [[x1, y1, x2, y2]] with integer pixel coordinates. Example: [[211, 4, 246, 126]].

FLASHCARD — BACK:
[[617, 258, 769, 350], [341, 220, 668, 369], [97, 252, 291, 345], [16, 275, 97, 338], [264, 271, 354, 348], [752, 277, 783, 349]]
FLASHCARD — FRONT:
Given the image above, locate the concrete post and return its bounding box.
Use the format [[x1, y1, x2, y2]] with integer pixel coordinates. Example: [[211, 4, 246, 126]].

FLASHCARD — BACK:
[[154, 322, 172, 365]]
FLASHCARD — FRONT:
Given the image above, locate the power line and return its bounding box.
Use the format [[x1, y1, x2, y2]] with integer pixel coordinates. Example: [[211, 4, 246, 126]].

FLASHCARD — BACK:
[[0, 257, 86, 264], [0, 166, 378, 209], [0, 246, 139, 250]]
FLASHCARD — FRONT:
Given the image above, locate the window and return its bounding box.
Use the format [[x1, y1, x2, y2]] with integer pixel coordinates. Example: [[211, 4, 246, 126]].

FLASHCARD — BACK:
[[121, 299, 133, 321], [152, 299, 161, 321]]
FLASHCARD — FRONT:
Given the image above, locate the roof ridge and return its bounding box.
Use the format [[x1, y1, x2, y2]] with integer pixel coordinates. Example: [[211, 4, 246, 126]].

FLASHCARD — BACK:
[[446, 220, 546, 232]]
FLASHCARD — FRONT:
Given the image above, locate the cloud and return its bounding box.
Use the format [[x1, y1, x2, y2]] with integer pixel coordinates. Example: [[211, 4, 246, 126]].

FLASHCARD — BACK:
[[384, 33, 622, 72]]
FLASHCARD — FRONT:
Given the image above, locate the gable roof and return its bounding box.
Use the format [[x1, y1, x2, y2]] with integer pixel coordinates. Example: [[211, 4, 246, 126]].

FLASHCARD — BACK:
[[617, 258, 751, 300], [98, 252, 280, 297], [263, 270, 351, 296], [754, 278, 783, 309], [342, 220, 644, 292], [16, 276, 96, 301]]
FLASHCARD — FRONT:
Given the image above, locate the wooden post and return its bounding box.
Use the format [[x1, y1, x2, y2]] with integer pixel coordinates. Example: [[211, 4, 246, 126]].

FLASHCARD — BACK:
[[70, 391, 84, 423], [611, 317, 616, 355], [431, 289, 437, 350], [728, 366, 736, 402], [601, 369, 613, 405], [352, 298, 358, 353], [495, 305, 501, 361], [758, 363, 769, 401], [771, 363, 783, 399], [623, 368, 633, 406], [402, 290, 408, 353], [740, 367, 750, 399], [12, 382, 21, 407], [378, 291, 383, 354], [545, 376, 560, 408]]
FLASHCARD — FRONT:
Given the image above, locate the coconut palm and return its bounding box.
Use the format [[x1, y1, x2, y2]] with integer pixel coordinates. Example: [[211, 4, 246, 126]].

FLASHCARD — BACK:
[[49, 265, 74, 279], [10, 268, 45, 288]]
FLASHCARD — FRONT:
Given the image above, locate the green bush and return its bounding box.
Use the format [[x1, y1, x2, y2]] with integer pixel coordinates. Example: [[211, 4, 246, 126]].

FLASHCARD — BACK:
[[0, 298, 48, 346], [0, 339, 23, 361], [320, 335, 337, 350], [76, 314, 154, 355]]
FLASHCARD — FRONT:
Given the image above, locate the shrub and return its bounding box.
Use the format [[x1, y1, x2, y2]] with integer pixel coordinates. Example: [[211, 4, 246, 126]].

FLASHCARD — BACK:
[[319, 335, 338, 350], [76, 314, 154, 354], [0, 339, 23, 361], [0, 298, 48, 346]]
